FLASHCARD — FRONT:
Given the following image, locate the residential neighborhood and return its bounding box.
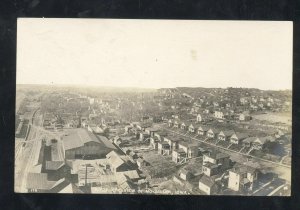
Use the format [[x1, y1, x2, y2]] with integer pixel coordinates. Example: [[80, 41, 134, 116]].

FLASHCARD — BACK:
[[15, 85, 292, 195]]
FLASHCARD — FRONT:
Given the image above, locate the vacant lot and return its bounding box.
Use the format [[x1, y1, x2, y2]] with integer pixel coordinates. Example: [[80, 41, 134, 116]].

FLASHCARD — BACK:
[[141, 150, 180, 178], [252, 112, 291, 125]]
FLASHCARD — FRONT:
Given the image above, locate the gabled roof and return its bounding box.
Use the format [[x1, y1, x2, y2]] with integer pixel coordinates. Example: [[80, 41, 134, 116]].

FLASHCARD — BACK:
[[45, 161, 65, 170], [260, 136, 275, 143], [97, 135, 117, 150], [242, 137, 259, 143], [207, 128, 220, 134], [159, 141, 170, 145], [231, 132, 249, 140], [62, 128, 117, 151], [197, 126, 209, 132], [199, 175, 216, 188], [116, 170, 140, 180], [203, 162, 219, 169], [62, 129, 101, 150], [136, 158, 144, 164], [253, 137, 269, 145], [106, 151, 126, 168], [219, 130, 235, 137], [229, 165, 257, 175], [180, 168, 190, 175], [175, 148, 187, 154]]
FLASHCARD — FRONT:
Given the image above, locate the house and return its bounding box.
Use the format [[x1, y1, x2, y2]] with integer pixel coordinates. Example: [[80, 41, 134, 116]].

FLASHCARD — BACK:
[[252, 136, 274, 150], [230, 133, 249, 145], [199, 175, 219, 195], [172, 148, 188, 163], [112, 136, 122, 145], [197, 126, 209, 136], [202, 151, 231, 171], [136, 158, 149, 169], [87, 124, 104, 134], [203, 109, 210, 114], [206, 128, 220, 139], [239, 112, 251, 121], [218, 130, 235, 141], [242, 136, 272, 150], [164, 136, 183, 151], [196, 114, 202, 122], [202, 162, 219, 177], [242, 137, 259, 148], [214, 111, 224, 119], [157, 141, 171, 155], [129, 151, 139, 160], [172, 141, 199, 163], [154, 130, 168, 140], [178, 141, 199, 159], [173, 120, 181, 128], [228, 165, 258, 192], [168, 119, 174, 127], [178, 169, 193, 181], [106, 151, 137, 173], [150, 136, 160, 150], [180, 122, 187, 130], [188, 123, 196, 133], [139, 132, 150, 141], [62, 129, 118, 159], [240, 97, 248, 105]]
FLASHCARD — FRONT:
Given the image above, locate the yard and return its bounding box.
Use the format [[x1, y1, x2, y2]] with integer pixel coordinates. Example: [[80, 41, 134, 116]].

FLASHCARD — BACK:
[[140, 150, 181, 179]]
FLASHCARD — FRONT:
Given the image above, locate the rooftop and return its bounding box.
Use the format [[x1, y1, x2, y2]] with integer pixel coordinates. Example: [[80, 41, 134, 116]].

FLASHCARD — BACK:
[[45, 161, 65, 171], [205, 151, 229, 160], [199, 175, 216, 187], [62, 128, 117, 151]]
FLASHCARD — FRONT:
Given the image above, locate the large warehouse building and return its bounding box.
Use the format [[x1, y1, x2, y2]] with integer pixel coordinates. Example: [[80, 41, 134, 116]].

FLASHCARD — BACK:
[[62, 128, 118, 159]]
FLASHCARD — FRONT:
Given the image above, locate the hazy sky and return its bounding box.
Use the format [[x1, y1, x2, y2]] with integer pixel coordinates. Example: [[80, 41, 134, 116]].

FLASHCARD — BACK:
[[17, 19, 293, 90]]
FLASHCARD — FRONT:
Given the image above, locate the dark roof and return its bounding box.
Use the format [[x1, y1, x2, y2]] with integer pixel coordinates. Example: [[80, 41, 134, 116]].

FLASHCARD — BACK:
[[203, 162, 219, 169], [96, 135, 117, 150], [230, 165, 257, 174], [242, 137, 258, 143], [219, 130, 235, 137], [159, 141, 170, 146], [179, 141, 199, 148], [208, 128, 220, 134], [176, 148, 186, 154], [180, 168, 190, 175], [45, 161, 65, 170], [232, 132, 249, 140], [198, 126, 209, 131], [206, 151, 229, 160], [199, 175, 216, 188]]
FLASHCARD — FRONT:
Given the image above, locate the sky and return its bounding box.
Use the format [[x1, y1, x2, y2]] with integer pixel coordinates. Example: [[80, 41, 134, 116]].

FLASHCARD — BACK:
[[17, 19, 293, 90]]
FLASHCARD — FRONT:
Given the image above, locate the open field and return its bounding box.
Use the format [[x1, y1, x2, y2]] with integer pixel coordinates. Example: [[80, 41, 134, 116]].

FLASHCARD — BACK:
[[252, 112, 291, 125]]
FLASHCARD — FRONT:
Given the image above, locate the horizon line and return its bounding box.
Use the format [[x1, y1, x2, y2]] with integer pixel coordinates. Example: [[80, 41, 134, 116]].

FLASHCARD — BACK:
[[16, 83, 292, 91]]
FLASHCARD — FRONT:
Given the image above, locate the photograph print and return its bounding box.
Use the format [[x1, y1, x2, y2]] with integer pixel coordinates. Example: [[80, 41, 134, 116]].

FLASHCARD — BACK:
[[15, 19, 292, 195]]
